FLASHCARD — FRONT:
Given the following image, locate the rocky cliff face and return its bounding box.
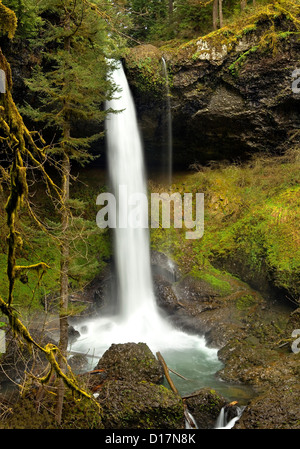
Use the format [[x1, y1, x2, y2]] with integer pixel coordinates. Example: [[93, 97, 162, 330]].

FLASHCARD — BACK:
[[125, 16, 300, 169]]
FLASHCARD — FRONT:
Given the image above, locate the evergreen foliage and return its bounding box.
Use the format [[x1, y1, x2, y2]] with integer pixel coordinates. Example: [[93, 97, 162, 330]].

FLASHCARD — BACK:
[[21, 0, 124, 160], [2, 0, 42, 37]]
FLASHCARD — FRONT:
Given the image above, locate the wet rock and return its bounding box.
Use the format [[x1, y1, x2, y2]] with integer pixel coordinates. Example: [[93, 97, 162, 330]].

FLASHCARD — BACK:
[[183, 388, 227, 429], [155, 265, 268, 348], [68, 325, 80, 345], [235, 384, 300, 429], [154, 275, 183, 314], [151, 250, 180, 282], [95, 342, 164, 384], [125, 32, 300, 168], [68, 353, 89, 372], [91, 342, 184, 429], [98, 380, 185, 429]]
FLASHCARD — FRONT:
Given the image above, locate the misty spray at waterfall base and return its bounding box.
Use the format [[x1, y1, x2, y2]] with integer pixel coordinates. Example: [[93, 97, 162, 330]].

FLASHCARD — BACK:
[[70, 61, 224, 396]]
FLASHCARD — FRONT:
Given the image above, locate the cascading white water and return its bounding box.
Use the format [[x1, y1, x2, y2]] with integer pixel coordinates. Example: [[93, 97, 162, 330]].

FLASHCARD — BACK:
[[106, 61, 156, 324], [71, 61, 221, 378], [215, 406, 245, 429]]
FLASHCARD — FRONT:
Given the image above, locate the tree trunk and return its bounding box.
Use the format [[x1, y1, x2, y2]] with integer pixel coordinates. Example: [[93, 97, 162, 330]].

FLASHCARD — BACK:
[[219, 0, 223, 28], [55, 149, 70, 425], [213, 0, 219, 30], [55, 17, 72, 425], [241, 0, 247, 11]]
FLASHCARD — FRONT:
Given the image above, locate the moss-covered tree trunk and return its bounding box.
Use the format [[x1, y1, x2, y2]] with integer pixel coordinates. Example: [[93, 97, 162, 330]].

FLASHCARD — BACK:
[[56, 150, 70, 425], [55, 24, 72, 424]]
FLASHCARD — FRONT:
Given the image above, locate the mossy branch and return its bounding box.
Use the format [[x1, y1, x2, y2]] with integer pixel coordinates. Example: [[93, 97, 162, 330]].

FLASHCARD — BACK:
[[0, 0, 17, 39], [0, 294, 94, 401]]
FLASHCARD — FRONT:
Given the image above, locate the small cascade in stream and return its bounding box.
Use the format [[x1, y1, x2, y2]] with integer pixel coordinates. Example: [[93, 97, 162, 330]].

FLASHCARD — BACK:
[[215, 405, 245, 429], [162, 57, 173, 186], [70, 60, 222, 389], [185, 410, 198, 429]]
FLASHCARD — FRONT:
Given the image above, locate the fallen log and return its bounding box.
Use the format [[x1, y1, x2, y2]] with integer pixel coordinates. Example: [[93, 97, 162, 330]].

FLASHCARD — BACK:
[[169, 367, 189, 381], [156, 351, 179, 395], [78, 369, 106, 376], [156, 351, 197, 429]]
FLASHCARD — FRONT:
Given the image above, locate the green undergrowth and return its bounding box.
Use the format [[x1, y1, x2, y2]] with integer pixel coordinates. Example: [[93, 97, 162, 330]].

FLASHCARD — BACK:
[[190, 265, 233, 297], [1, 387, 103, 429], [0, 167, 111, 314], [150, 147, 300, 302]]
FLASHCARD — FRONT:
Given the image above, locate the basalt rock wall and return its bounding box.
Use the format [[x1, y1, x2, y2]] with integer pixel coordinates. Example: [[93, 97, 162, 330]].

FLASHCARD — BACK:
[[125, 23, 300, 169]]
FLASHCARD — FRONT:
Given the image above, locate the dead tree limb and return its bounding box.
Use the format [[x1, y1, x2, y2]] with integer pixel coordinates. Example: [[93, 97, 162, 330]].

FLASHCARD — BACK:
[[156, 351, 197, 428]]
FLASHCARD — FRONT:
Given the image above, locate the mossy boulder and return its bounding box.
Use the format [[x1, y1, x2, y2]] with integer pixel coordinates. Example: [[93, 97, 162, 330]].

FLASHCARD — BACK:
[[183, 388, 227, 429], [91, 342, 185, 429], [98, 380, 184, 429], [235, 384, 300, 429], [95, 342, 163, 384]]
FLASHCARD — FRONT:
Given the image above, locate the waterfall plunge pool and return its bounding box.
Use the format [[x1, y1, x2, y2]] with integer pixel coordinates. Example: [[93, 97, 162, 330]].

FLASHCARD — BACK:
[[69, 312, 254, 405]]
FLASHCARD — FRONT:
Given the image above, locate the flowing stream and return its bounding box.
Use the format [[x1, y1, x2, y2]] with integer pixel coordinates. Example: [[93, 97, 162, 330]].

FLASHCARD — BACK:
[[70, 61, 249, 403], [215, 406, 245, 429]]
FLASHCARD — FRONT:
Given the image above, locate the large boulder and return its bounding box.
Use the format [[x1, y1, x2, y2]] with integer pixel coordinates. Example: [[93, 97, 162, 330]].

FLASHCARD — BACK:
[[95, 342, 163, 384], [183, 388, 227, 429], [87, 342, 185, 429], [235, 384, 300, 429], [98, 380, 185, 429]]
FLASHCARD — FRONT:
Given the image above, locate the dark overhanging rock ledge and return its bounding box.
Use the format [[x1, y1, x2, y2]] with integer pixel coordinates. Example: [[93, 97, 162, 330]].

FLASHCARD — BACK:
[[124, 30, 300, 169]]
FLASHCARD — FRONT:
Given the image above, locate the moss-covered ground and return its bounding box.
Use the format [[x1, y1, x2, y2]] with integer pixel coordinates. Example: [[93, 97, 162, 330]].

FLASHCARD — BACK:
[[150, 148, 300, 303]]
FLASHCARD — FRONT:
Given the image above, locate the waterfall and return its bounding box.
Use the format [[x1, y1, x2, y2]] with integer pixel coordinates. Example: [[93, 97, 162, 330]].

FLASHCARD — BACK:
[[71, 61, 220, 371], [105, 61, 157, 323], [162, 57, 173, 185], [215, 406, 245, 429]]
